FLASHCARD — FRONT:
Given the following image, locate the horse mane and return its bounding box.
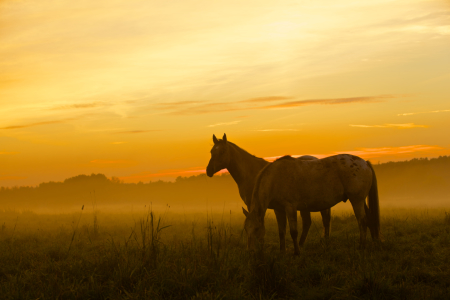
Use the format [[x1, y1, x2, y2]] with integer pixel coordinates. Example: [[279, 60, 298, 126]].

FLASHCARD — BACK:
[[227, 141, 268, 163]]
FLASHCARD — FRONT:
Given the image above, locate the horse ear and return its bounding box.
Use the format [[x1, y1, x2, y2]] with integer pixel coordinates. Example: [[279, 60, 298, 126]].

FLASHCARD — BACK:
[[213, 134, 219, 144], [223, 133, 227, 142], [242, 207, 249, 217]]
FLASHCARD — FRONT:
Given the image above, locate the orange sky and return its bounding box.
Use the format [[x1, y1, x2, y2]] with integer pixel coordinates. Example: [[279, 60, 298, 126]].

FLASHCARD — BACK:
[[1, 0, 450, 186]]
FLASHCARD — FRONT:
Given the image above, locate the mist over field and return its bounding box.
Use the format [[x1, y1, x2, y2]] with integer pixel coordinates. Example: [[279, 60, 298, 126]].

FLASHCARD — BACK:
[[1, 156, 450, 214]]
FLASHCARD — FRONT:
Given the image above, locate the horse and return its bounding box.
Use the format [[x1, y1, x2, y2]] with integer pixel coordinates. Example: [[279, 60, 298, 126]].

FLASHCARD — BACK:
[[206, 134, 332, 249], [243, 155, 381, 255]]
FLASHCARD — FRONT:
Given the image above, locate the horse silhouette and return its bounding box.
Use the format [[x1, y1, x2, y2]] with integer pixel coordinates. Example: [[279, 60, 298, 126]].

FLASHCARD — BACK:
[[206, 133, 332, 249], [243, 154, 381, 255]]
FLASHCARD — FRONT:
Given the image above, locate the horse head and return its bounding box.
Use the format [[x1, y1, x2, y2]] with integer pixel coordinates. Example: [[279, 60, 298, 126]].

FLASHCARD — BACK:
[[242, 207, 265, 252], [206, 133, 231, 177]]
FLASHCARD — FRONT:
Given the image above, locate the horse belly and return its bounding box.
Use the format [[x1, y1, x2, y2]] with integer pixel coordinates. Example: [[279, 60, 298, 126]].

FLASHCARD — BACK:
[[305, 169, 346, 210], [298, 189, 344, 212]]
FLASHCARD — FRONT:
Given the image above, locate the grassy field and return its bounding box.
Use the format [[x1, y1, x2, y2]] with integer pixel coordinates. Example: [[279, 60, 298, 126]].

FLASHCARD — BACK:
[[0, 206, 449, 299]]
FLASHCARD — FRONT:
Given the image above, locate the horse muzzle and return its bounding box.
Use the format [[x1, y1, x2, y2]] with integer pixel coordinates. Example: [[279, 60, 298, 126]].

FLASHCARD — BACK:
[[206, 164, 214, 177]]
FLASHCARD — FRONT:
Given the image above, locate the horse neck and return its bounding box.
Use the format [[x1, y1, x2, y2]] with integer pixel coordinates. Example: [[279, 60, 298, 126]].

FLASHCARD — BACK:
[[226, 143, 267, 188], [249, 197, 267, 224]]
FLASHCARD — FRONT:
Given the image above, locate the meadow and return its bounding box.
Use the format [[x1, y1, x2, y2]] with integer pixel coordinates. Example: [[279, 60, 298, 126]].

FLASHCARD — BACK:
[[0, 205, 449, 300]]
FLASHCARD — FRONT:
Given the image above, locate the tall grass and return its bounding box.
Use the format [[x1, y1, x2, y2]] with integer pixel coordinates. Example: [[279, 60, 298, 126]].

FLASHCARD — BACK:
[[91, 191, 99, 239], [67, 204, 84, 255], [134, 206, 171, 268], [0, 208, 449, 299], [444, 211, 450, 225]]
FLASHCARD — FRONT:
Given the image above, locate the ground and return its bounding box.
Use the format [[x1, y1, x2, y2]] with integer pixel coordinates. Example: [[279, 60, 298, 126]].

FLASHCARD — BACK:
[[0, 207, 449, 299]]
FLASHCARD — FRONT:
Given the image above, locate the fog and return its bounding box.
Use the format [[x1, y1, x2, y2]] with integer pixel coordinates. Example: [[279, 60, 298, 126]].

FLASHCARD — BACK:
[[1, 156, 449, 215]]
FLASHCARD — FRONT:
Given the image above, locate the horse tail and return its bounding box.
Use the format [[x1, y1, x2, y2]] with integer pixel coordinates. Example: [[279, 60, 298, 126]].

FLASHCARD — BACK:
[[366, 161, 381, 240]]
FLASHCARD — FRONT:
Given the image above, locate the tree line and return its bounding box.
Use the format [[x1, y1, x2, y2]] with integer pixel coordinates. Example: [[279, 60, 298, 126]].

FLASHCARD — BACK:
[[1, 156, 449, 211]]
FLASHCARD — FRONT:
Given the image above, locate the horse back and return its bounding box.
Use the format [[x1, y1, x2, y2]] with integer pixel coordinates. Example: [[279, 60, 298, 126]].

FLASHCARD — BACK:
[[256, 154, 372, 212]]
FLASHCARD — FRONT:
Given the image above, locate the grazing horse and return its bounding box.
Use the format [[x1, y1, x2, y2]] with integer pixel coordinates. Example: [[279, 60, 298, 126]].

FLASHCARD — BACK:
[[243, 155, 381, 255], [206, 134, 332, 249]]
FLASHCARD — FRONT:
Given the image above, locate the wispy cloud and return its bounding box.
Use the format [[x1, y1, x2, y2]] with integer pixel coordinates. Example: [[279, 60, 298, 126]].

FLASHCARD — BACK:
[[168, 102, 234, 115], [207, 121, 240, 127], [261, 95, 401, 110], [0, 118, 77, 129], [334, 145, 443, 159], [398, 109, 450, 116], [157, 94, 403, 115], [114, 130, 161, 134], [239, 96, 293, 103], [350, 123, 428, 129], [375, 11, 450, 36], [154, 101, 203, 110], [50, 102, 105, 110]]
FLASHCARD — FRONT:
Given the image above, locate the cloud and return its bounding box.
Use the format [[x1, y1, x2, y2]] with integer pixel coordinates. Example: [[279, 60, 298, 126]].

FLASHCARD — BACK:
[[376, 11, 450, 29], [114, 130, 161, 134], [158, 94, 402, 115], [50, 102, 105, 110], [239, 96, 293, 103], [172, 102, 235, 115], [0, 118, 77, 129], [154, 101, 203, 110], [334, 145, 443, 159], [207, 121, 240, 127], [350, 123, 428, 129], [398, 109, 450, 116], [261, 95, 400, 110]]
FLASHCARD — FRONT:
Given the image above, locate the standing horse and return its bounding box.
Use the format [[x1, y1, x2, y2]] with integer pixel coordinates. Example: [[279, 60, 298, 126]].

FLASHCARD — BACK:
[[206, 134, 332, 249], [243, 155, 380, 255]]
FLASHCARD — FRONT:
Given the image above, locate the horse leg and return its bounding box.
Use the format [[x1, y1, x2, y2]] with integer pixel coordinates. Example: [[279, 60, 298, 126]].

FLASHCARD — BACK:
[[286, 206, 300, 255], [363, 201, 376, 240], [299, 210, 311, 247], [350, 198, 368, 248], [320, 208, 331, 238], [274, 209, 287, 252]]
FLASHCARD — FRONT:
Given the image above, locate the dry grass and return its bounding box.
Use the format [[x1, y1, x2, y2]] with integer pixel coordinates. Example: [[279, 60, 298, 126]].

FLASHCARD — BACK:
[[0, 207, 449, 299]]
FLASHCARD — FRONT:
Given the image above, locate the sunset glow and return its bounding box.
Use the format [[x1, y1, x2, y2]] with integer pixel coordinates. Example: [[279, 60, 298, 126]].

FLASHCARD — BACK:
[[1, 0, 449, 186]]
